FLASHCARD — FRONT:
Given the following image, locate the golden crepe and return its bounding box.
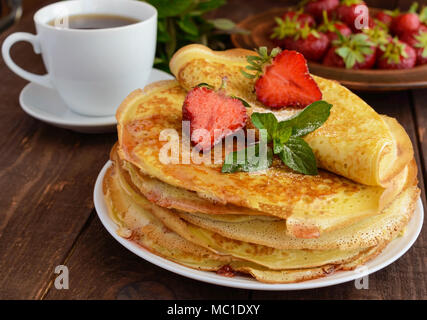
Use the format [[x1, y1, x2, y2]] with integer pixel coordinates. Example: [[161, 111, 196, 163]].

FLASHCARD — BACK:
[[115, 147, 418, 250], [114, 151, 369, 270], [169, 45, 414, 188], [104, 157, 394, 283], [116, 80, 414, 238], [177, 186, 419, 251]]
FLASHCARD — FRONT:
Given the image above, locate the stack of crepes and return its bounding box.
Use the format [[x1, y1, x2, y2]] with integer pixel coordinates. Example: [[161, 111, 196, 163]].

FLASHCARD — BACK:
[[104, 45, 420, 283]]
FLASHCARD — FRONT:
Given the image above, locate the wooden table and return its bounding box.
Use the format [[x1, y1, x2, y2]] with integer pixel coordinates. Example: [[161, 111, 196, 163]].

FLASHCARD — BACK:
[[0, 0, 426, 300]]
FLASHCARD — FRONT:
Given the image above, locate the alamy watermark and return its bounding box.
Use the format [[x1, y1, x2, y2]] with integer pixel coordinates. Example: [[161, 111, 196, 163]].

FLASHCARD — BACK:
[[354, 5, 370, 30], [158, 121, 269, 167], [54, 265, 69, 290]]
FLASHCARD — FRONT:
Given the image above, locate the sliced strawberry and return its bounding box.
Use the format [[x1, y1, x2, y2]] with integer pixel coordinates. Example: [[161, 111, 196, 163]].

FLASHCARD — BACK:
[[377, 38, 416, 69], [254, 50, 322, 109], [304, 0, 339, 22], [182, 85, 248, 151]]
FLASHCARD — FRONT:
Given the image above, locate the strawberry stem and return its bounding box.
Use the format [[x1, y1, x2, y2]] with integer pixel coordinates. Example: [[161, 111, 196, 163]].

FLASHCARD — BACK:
[[241, 47, 282, 79]]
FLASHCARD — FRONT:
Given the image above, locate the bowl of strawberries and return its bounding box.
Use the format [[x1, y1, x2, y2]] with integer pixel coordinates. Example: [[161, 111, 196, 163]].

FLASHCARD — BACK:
[[231, 0, 427, 91]]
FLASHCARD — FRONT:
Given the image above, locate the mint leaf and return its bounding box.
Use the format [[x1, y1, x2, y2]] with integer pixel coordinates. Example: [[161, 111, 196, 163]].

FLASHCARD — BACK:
[[279, 101, 332, 137], [195, 82, 214, 89], [221, 144, 273, 173], [250, 112, 278, 142], [230, 96, 251, 108], [279, 137, 318, 175], [273, 126, 292, 154]]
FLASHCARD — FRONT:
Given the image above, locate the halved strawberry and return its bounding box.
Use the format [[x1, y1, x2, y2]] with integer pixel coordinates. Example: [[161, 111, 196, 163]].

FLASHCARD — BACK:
[[323, 33, 376, 69], [242, 48, 322, 109], [304, 0, 340, 22], [182, 83, 248, 151], [377, 37, 416, 69]]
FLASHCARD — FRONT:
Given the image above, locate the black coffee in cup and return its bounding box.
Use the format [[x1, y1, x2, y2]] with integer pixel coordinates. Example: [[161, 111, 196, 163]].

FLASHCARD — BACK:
[[49, 14, 140, 29]]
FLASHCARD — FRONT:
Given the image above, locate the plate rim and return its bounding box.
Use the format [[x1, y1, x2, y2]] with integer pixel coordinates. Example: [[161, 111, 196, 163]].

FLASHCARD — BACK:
[[93, 160, 424, 291]]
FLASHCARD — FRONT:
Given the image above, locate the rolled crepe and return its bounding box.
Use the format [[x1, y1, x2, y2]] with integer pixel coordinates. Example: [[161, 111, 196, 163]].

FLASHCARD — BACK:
[[169, 45, 414, 187]]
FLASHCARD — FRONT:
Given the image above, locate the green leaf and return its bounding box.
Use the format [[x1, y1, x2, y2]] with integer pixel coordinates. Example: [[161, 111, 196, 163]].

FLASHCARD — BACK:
[[258, 46, 268, 58], [177, 16, 199, 36], [273, 126, 292, 154], [165, 18, 177, 58], [221, 144, 273, 173], [230, 96, 251, 108], [240, 69, 257, 79], [209, 18, 235, 31], [195, 82, 214, 89], [154, 57, 165, 64], [196, 0, 226, 14], [250, 112, 278, 142], [148, 0, 194, 18], [279, 137, 318, 175], [279, 101, 332, 137]]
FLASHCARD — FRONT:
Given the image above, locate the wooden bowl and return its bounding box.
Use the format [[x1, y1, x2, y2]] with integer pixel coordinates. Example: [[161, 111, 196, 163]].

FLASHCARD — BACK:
[[231, 7, 427, 91]]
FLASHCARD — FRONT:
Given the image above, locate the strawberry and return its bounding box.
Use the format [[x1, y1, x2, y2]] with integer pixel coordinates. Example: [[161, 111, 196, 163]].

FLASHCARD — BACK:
[[271, 16, 299, 48], [419, 6, 427, 28], [337, 0, 370, 32], [282, 10, 316, 28], [391, 3, 420, 37], [375, 9, 400, 29], [377, 37, 416, 69], [323, 33, 376, 69], [182, 82, 248, 151], [282, 24, 330, 61], [271, 11, 316, 48], [400, 30, 427, 65], [241, 48, 322, 109], [318, 10, 352, 41], [304, 0, 340, 22], [363, 24, 391, 48]]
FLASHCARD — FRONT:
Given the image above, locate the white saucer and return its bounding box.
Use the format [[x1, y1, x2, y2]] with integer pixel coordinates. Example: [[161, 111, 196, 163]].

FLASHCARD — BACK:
[[19, 68, 174, 133], [94, 161, 424, 291]]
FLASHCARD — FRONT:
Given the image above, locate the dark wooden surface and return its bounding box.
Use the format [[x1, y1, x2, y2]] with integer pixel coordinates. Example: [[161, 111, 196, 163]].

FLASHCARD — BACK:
[[0, 0, 425, 300]]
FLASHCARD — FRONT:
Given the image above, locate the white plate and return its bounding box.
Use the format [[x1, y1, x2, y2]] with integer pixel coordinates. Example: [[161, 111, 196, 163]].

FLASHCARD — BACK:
[[94, 161, 424, 290], [19, 68, 174, 133]]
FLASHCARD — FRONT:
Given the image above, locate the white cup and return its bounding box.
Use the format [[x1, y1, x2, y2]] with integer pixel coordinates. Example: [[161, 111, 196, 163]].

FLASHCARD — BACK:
[[2, 0, 157, 116]]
